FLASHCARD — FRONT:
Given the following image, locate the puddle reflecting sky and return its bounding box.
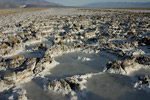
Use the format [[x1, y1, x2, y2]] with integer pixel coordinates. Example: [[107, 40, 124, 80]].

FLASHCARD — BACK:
[[46, 52, 111, 79], [24, 81, 68, 100], [85, 73, 150, 100]]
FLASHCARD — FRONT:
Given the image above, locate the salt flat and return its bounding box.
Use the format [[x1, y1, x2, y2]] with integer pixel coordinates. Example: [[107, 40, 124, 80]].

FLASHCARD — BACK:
[[0, 8, 150, 100]]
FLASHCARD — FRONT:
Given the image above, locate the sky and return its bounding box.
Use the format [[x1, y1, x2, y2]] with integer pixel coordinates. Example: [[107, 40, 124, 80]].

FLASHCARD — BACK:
[[47, 0, 150, 6]]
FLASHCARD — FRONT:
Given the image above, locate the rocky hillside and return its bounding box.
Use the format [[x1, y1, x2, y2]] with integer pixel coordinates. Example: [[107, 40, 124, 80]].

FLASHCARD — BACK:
[[0, 0, 62, 8]]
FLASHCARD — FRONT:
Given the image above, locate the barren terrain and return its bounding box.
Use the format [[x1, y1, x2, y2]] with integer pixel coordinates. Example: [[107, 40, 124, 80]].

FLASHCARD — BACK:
[[0, 8, 150, 100]]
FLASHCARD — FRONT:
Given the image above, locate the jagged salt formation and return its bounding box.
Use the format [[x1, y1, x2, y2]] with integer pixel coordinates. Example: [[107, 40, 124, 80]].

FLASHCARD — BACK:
[[0, 8, 150, 100]]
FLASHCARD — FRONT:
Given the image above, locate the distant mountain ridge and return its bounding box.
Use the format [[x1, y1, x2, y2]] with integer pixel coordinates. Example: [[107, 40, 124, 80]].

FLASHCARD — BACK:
[[0, 0, 62, 8], [84, 2, 150, 8]]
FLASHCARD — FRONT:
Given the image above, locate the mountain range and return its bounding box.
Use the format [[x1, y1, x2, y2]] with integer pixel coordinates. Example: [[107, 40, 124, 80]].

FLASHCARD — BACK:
[[84, 2, 150, 8], [0, 0, 62, 8]]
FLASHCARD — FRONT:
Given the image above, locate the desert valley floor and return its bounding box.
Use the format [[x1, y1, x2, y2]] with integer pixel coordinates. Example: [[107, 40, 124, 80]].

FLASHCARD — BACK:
[[0, 8, 150, 100]]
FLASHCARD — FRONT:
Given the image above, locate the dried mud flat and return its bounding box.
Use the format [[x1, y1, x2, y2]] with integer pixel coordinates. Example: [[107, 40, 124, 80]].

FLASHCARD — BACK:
[[0, 8, 150, 100]]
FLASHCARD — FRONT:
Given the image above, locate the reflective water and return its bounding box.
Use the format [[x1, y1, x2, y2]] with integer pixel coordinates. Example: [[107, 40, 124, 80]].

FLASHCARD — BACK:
[[24, 80, 68, 100], [85, 73, 150, 100], [45, 52, 113, 79], [130, 68, 150, 76]]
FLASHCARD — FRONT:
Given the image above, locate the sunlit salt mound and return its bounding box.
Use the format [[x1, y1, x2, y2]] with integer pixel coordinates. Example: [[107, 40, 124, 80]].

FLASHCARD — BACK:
[[45, 52, 115, 79], [84, 73, 150, 100]]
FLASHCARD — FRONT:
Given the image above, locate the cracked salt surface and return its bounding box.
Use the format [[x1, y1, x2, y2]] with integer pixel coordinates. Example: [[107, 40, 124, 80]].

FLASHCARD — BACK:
[[1, 7, 150, 100], [7, 40, 53, 58]]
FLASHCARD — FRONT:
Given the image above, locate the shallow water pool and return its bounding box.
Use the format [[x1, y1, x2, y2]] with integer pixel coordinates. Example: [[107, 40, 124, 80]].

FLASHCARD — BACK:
[[23, 80, 68, 100], [84, 73, 150, 100], [46, 52, 114, 79]]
